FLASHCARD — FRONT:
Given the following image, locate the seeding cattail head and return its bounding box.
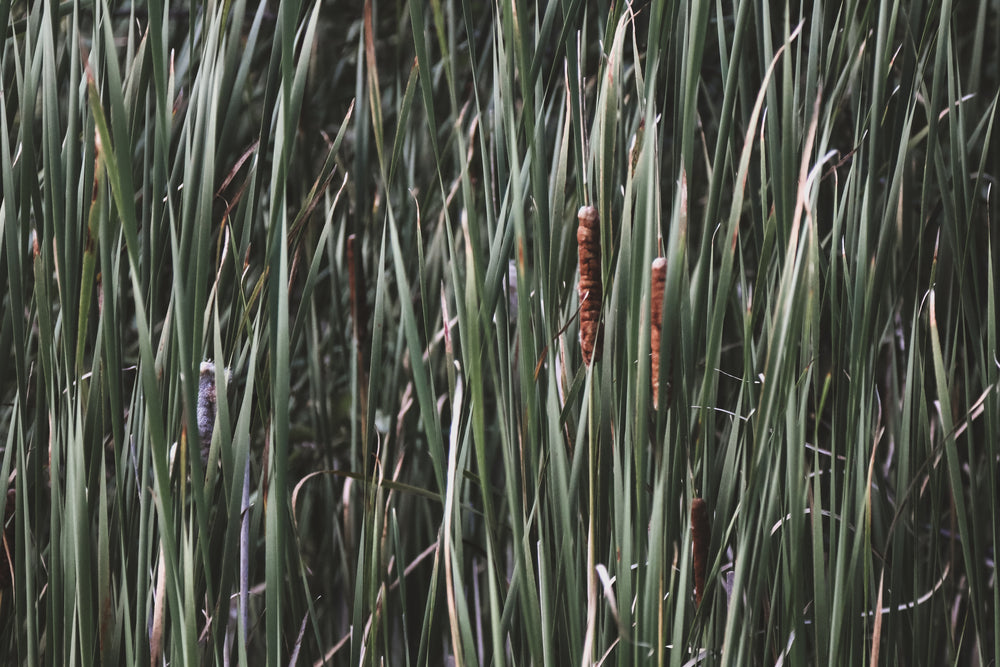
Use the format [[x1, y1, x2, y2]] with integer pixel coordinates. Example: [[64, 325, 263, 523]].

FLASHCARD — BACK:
[[650, 257, 669, 408], [577, 205, 603, 366], [690, 497, 711, 606], [197, 361, 229, 465]]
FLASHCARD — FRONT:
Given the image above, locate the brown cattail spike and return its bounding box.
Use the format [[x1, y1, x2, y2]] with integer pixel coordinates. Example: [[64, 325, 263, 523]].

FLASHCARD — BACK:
[[690, 497, 711, 606], [577, 205, 603, 365], [650, 258, 668, 408], [347, 234, 369, 365]]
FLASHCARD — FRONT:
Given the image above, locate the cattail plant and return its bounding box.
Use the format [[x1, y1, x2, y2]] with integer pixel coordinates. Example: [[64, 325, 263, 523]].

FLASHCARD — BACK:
[[577, 205, 603, 366], [690, 497, 711, 606], [650, 257, 669, 408]]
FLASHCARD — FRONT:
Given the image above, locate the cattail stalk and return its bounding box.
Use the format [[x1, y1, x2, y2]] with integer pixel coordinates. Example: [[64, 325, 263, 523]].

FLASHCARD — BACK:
[[577, 205, 603, 366], [691, 497, 711, 606], [650, 257, 668, 408]]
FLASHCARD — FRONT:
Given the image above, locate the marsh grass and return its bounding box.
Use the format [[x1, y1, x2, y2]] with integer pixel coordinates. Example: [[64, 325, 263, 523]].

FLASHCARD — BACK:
[[1, 1, 998, 665]]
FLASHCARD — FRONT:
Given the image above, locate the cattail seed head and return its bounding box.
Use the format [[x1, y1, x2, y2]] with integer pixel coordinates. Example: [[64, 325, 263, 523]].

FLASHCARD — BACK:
[[197, 361, 229, 465], [577, 205, 603, 366], [691, 497, 711, 606], [347, 234, 369, 364], [650, 257, 669, 408]]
